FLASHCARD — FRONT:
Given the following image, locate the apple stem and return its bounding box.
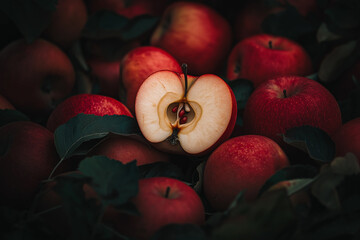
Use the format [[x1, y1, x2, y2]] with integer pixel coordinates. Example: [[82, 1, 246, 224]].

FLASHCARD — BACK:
[[283, 89, 287, 98], [269, 41, 273, 49], [165, 186, 171, 198], [182, 63, 188, 96]]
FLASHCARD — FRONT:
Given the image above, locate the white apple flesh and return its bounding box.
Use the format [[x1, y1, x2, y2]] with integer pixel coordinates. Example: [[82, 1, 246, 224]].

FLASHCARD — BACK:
[[135, 65, 237, 155]]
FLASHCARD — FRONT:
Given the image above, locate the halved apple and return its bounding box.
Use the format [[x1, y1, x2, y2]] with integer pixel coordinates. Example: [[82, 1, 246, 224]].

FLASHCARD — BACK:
[[135, 65, 237, 155]]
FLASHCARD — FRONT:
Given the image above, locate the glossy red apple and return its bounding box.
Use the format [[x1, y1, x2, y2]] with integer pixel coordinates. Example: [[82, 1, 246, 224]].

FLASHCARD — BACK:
[[86, 58, 122, 98], [109, 177, 205, 240], [88, 134, 170, 166], [135, 65, 237, 156], [332, 117, 360, 161], [150, 1, 232, 75], [243, 76, 342, 148], [0, 121, 59, 209], [43, 0, 88, 48], [120, 46, 182, 114], [46, 93, 133, 132], [203, 135, 289, 210], [227, 34, 313, 88], [0, 39, 75, 117], [0, 94, 14, 110]]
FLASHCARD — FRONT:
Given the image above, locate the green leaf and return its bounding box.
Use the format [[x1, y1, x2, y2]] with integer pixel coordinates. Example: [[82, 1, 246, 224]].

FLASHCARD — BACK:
[[54, 114, 140, 160], [0, 109, 30, 127], [324, 0, 360, 33], [0, 0, 57, 43], [79, 156, 139, 207], [318, 40, 358, 83], [283, 125, 336, 163], [227, 78, 254, 110], [82, 10, 158, 41], [151, 224, 207, 240], [258, 165, 318, 196]]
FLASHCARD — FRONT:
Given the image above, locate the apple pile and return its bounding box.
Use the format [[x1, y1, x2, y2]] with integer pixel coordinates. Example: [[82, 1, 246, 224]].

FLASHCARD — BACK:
[[0, 0, 360, 239]]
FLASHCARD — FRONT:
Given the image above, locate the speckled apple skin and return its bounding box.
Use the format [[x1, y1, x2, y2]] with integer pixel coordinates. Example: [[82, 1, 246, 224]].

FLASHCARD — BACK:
[[203, 135, 289, 211], [243, 76, 342, 148], [46, 94, 133, 132], [332, 118, 360, 161], [227, 34, 313, 87]]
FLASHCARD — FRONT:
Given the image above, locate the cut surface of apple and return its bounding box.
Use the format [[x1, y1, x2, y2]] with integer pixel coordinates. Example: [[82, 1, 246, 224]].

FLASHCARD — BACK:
[[135, 69, 236, 155]]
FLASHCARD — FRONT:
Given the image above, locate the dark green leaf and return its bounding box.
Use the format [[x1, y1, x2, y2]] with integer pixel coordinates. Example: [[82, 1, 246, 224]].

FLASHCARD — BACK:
[[79, 156, 139, 207], [82, 10, 158, 41], [151, 224, 207, 240], [227, 78, 254, 109], [283, 125, 336, 163], [0, 109, 30, 127], [54, 114, 140, 160], [324, 0, 360, 33], [0, 0, 57, 42], [258, 165, 318, 197]]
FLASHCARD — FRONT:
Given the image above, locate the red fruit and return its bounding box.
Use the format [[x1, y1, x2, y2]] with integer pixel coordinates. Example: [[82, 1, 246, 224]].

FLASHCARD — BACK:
[[46, 94, 133, 132]]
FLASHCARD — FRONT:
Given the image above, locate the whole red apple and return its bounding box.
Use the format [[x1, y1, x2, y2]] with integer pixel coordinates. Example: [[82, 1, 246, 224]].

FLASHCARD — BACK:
[[0, 39, 75, 117], [0, 94, 14, 110], [227, 34, 313, 88], [135, 67, 237, 156], [86, 58, 122, 99], [203, 135, 289, 211], [0, 121, 59, 209], [43, 0, 88, 48], [150, 1, 232, 75], [242, 76, 342, 148], [120, 46, 182, 113], [46, 93, 133, 132], [108, 177, 205, 240], [88, 134, 170, 166], [332, 118, 360, 161]]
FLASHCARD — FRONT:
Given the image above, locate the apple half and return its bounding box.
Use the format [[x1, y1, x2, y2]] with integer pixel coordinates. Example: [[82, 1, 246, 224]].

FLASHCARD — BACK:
[[135, 65, 237, 155]]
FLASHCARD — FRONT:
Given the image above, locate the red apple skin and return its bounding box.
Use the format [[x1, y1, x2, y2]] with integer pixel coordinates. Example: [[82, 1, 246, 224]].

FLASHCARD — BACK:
[[332, 118, 360, 161], [88, 0, 168, 18], [242, 76, 342, 148], [107, 177, 205, 240], [0, 39, 75, 117], [86, 58, 122, 99], [43, 0, 88, 48], [150, 1, 232, 75], [0, 94, 15, 110], [121, 46, 182, 114], [227, 34, 313, 88], [46, 93, 133, 132], [88, 134, 170, 166], [0, 121, 59, 209], [203, 135, 289, 211]]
